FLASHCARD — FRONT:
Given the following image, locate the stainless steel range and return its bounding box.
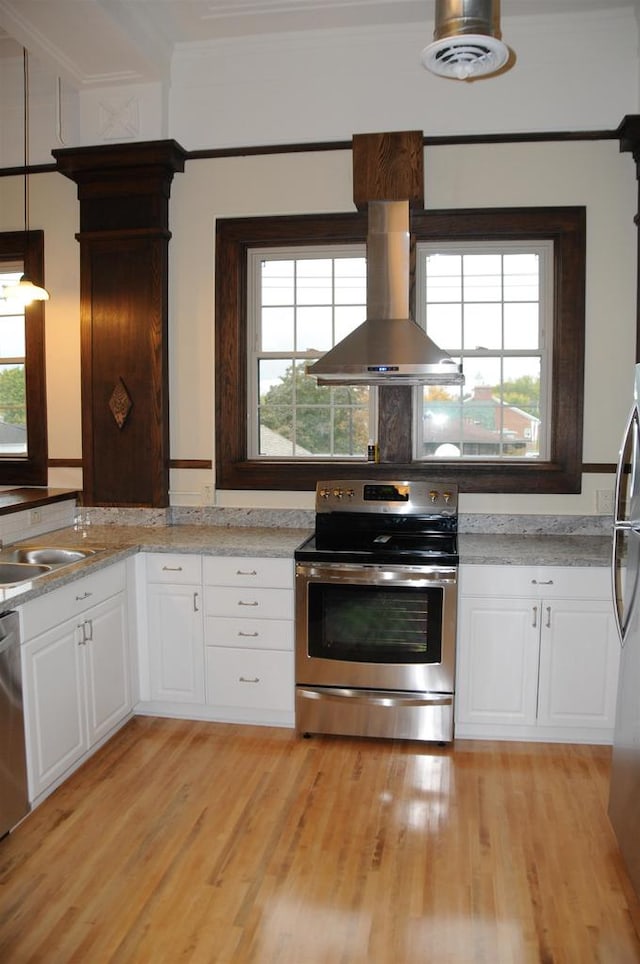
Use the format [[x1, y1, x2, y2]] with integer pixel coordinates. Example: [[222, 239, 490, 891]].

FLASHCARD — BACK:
[[294, 479, 458, 743]]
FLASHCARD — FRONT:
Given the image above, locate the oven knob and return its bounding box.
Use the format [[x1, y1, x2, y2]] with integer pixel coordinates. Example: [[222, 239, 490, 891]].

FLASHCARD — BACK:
[[319, 488, 330, 500], [443, 491, 452, 503], [333, 488, 343, 499], [429, 490, 439, 503], [346, 488, 355, 499]]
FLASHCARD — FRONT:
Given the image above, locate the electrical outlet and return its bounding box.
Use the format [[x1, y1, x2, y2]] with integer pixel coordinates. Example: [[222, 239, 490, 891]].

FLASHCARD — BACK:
[[596, 489, 614, 515], [30, 508, 42, 525], [202, 484, 215, 505]]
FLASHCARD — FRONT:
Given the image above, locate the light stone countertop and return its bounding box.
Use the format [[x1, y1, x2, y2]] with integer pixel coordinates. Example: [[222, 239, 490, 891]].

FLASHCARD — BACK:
[[459, 533, 611, 568], [0, 523, 612, 608]]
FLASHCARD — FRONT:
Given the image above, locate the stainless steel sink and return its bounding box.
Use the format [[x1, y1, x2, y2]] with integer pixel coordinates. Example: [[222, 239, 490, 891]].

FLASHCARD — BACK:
[[0, 562, 52, 585], [0, 545, 103, 587], [6, 547, 98, 566]]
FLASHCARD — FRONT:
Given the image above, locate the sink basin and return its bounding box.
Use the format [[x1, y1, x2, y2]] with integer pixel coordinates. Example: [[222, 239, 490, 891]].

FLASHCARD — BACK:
[[8, 547, 98, 566], [0, 562, 51, 585]]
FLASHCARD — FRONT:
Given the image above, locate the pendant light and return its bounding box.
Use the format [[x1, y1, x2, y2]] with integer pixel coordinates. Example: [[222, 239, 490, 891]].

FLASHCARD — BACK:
[[3, 48, 49, 305]]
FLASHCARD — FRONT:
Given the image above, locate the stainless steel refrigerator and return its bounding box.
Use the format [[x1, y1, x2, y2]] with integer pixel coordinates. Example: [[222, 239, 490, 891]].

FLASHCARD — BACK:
[[610, 362, 640, 896]]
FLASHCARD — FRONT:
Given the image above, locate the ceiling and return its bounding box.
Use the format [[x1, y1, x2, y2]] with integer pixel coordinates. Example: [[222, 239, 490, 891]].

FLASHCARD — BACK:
[[0, 0, 635, 88]]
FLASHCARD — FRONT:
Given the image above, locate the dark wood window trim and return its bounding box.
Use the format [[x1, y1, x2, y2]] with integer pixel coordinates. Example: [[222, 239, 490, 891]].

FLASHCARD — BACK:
[[215, 206, 585, 493], [0, 231, 48, 486]]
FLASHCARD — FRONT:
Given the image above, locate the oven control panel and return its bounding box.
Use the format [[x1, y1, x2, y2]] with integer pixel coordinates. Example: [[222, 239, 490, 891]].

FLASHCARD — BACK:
[[316, 480, 458, 515]]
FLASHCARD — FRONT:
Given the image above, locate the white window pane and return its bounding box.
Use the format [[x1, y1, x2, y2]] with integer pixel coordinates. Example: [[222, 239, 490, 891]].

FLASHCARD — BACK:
[[259, 358, 293, 400], [504, 303, 539, 349], [334, 257, 366, 305], [0, 316, 25, 357], [297, 306, 333, 351], [261, 307, 294, 351], [261, 260, 294, 306], [426, 304, 462, 350], [463, 254, 502, 302], [426, 254, 461, 303], [463, 303, 502, 350], [504, 254, 539, 301], [296, 260, 333, 305]]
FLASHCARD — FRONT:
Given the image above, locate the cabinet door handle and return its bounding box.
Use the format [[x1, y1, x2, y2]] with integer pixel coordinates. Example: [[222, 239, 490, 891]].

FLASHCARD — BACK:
[[239, 676, 260, 684], [532, 605, 537, 628], [531, 579, 554, 585], [545, 606, 551, 629], [84, 618, 93, 641], [193, 591, 199, 612], [162, 565, 183, 572], [236, 569, 257, 576], [238, 630, 259, 637], [238, 600, 259, 607], [77, 622, 86, 645]]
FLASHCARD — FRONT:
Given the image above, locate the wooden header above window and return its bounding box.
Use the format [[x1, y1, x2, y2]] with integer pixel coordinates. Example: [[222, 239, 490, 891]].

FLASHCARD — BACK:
[[352, 131, 424, 211]]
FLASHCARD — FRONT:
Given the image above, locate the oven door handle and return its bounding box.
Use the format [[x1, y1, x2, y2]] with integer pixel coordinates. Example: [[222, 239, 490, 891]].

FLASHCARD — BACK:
[[296, 687, 453, 708]]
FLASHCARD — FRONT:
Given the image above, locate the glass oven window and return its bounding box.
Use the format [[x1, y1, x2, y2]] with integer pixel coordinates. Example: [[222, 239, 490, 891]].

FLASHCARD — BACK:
[[308, 583, 443, 664]]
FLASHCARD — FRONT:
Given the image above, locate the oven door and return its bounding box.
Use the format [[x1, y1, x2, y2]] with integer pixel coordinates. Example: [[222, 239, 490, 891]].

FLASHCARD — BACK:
[[295, 561, 457, 694]]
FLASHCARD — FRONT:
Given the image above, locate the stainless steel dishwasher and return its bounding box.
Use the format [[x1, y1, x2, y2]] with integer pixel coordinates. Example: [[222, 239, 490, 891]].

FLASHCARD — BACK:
[[0, 611, 30, 837]]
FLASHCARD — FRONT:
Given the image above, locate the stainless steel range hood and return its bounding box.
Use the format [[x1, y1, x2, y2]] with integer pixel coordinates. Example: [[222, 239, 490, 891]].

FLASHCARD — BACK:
[[307, 200, 464, 386]]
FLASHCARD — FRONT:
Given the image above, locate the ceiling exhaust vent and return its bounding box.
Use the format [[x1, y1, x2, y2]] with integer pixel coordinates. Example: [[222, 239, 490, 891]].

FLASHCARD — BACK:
[[421, 0, 511, 81]]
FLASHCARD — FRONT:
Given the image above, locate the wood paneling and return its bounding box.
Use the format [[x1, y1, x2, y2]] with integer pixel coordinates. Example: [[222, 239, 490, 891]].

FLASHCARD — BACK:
[[1, 718, 639, 962], [54, 141, 187, 507], [352, 131, 424, 210]]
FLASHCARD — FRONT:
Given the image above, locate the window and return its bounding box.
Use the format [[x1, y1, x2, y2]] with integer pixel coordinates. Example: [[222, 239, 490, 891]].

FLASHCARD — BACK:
[[414, 241, 552, 461], [215, 206, 584, 493], [247, 246, 372, 458], [0, 232, 47, 485]]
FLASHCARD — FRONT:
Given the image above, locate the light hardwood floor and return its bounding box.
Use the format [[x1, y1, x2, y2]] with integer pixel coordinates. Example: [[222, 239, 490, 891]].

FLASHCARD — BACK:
[[1, 717, 640, 963]]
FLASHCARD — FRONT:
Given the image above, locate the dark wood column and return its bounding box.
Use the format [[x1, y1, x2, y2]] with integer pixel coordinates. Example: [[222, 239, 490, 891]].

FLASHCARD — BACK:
[[617, 115, 640, 364], [352, 131, 424, 464], [54, 140, 187, 506]]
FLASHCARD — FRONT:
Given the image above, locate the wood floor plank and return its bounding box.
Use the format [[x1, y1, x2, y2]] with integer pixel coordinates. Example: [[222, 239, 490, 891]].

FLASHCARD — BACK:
[[1, 718, 640, 963]]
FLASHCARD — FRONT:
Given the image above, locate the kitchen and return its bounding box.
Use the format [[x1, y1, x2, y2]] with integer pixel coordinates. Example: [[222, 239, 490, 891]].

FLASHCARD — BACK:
[[1, 1, 640, 961]]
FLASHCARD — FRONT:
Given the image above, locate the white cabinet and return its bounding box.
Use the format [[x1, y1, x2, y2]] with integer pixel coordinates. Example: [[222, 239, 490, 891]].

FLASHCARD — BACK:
[[145, 553, 204, 704], [456, 566, 620, 743], [203, 556, 294, 725], [21, 562, 131, 802]]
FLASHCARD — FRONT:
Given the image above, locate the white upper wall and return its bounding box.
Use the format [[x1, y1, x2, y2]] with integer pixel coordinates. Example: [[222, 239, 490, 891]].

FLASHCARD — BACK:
[[0, 6, 639, 164]]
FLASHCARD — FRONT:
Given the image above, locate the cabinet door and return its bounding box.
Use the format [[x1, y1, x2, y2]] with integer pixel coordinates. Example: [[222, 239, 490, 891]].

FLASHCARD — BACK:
[[456, 596, 540, 726], [83, 593, 131, 745], [537, 597, 620, 728], [147, 583, 204, 703], [23, 622, 87, 800]]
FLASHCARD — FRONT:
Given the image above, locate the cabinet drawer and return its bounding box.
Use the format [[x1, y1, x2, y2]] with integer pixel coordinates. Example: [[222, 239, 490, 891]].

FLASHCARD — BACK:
[[459, 564, 610, 600], [203, 556, 293, 589], [205, 647, 294, 711], [205, 616, 293, 651], [204, 586, 293, 620], [146, 553, 202, 584], [22, 562, 126, 640]]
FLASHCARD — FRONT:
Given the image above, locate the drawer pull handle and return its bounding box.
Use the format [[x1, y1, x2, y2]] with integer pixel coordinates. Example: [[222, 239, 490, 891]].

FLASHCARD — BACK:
[[531, 579, 554, 585], [238, 630, 259, 637], [76, 591, 92, 601], [239, 676, 260, 684], [238, 600, 259, 607], [236, 569, 257, 576], [162, 566, 183, 572]]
